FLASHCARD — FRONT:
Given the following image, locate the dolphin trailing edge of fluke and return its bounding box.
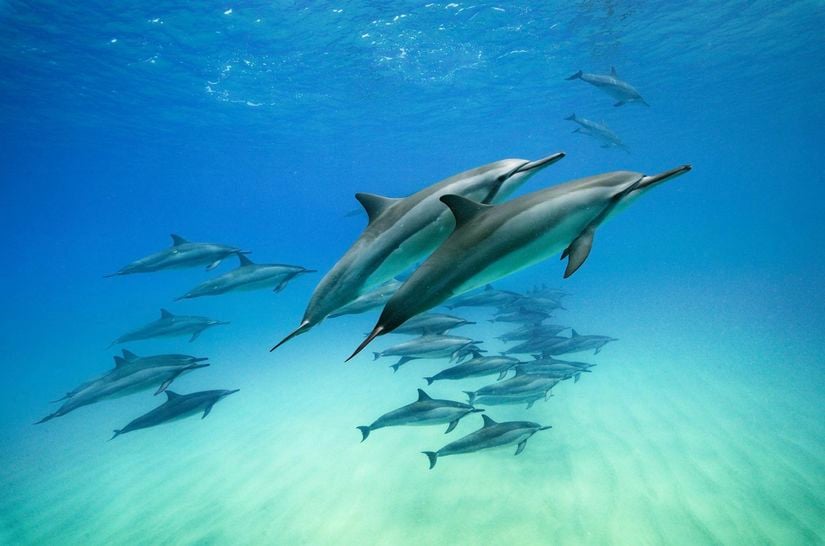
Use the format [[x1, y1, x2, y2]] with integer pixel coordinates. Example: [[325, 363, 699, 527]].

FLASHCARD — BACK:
[[357, 426, 371, 442], [346, 325, 385, 362], [271, 320, 312, 352]]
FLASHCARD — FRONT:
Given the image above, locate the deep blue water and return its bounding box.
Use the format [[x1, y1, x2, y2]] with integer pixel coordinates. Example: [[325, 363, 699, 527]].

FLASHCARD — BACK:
[[1, 2, 824, 544]]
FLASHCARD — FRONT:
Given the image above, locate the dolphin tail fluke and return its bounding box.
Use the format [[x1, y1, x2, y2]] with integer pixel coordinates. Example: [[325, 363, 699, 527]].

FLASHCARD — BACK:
[[346, 325, 385, 362], [270, 320, 312, 352], [463, 391, 476, 405], [424, 377, 435, 386], [422, 451, 438, 470], [357, 426, 371, 442], [566, 70, 583, 80], [109, 429, 123, 441], [372, 352, 381, 361]]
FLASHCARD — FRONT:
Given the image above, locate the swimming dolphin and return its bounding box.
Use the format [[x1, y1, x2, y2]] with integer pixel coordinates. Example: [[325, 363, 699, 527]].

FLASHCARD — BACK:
[[36, 358, 209, 424], [465, 390, 552, 409], [502, 335, 568, 355], [444, 284, 524, 310], [496, 324, 568, 342], [106, 234, 247, 276], [541, 329, 617, 355], [389, 313, 474, 336], [371, 334, 484, 372], [422, 414, 551, 469], [272, 152, 565, 350], [357, 389, 483, 441], [566, 114, 629, 152], [327, 280, 402, 318], [464, 372, 559, 403], [490, 309, 552, 325], [348, 165, 691, 359], [108, 309, 229, 346], [177, 255, 315, 300], [424, 354, 520, 385], [110, 389, 239, 439], [566, 67, 649, 107]]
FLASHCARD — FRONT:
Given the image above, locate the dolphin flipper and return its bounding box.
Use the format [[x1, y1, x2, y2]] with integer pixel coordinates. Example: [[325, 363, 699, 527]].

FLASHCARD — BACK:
[[206, 260, 221, 271], [574, 372, 581, 383], [190, 330, 202, 343], [515, 440, 528, 455], [561, 228, 595, 278], [497, 370, 507, 381], [445, 419, 459, 434], [202, 405, 213, 419]]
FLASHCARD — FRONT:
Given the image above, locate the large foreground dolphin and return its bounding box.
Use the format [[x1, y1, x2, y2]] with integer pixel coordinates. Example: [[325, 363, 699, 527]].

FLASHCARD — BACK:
[[106, 234, 247, 276], [566, 67, 649, 107], [422, 414, 551, 469], [177, 255, 315, 300], [272, 152, 565, 350], [348, 165, 691, 358], [109, 309, 228, 346], [110, 389, 239, 439]]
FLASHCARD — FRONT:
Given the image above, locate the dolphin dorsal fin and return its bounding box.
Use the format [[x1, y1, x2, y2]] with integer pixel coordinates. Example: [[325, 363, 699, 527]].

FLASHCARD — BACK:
[[237, 253, 254, 267], [121, 349, 138, 360], [164, 390, 181, 401], [113, 356, 128, 368], [571, 329, 580, 337], [355, 193, 399, 224], [481, 415, 498, 427], [440, 195, 490, 228], [160, 308, 174, 319], [610, 66, 618, 77], [170, 234, 188, 246], [417, 389, 432, 401]]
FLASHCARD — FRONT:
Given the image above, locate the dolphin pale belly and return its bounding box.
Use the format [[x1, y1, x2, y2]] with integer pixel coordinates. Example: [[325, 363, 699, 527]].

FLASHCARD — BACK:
[[566, 66, 649, 107], [348, 165, 691, 359], [272, 152, 565, 351], [106, 234, 247, 277]]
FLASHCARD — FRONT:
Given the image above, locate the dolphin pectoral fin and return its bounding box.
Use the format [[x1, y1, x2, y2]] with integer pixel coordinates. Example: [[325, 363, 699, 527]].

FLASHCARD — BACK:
[[515, 440, 528, 456], [273, 281, 288, 293], [574, 372, 581, 383], [614, 101, 626, 107], [497, 370, 507, 381], [189, 331, 202, 342], [562, 229, 595, 278], [526, 400, 535, 409], [423, 451, 438, 470], [445, 419, 459, 434], [155, 373, 180, 395], [202, 405, 214, 419], [206, 260, 221, 271]]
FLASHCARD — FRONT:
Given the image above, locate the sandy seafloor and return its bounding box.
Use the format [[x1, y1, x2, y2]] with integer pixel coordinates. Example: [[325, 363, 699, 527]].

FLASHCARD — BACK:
[[1, 270, 822, 546]]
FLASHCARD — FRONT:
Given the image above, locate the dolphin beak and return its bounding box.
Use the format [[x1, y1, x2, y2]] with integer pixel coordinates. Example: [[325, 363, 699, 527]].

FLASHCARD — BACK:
[[512, 152, 566, 175], [227, 389, 240, 395], [190, 363, 210, 370], [193, 357, 209, 362], [637, 164, 692, 190]]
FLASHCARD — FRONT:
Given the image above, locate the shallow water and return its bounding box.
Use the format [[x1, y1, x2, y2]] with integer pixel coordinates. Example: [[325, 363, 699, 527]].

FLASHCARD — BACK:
[[1, 2, 823, 545]]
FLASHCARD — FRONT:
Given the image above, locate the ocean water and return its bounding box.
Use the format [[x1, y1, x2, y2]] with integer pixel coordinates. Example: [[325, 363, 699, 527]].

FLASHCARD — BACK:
[[1, 1, 824, 545]]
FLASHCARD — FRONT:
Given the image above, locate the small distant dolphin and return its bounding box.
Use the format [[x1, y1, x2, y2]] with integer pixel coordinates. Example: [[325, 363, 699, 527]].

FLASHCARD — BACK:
[[110, 389, 239, 439], [444, 285, 523, 310], [566, 114, 629, 152], [490, 309, 551, 325], [177, 255, 315, 300], [371, 334, 483, 372], [424, 354, 520, 385], [422, 414, 551, 469], [465, 372, 559, 402], [502, 335, 568, 355], [390, 313, 474, 336], [109, 309, 229, 346], [566, 67, 649, 107], [357, 389, 483, 441], [541, 329, 617, 355], [327, 279, 402, 318], [272, 152, 565, 350], [348, 165, 691, 359], [466, 390, 551, 410], [36, 357, 209, 424], [496, 324, 568, 342], [106, 234, 247, 276]]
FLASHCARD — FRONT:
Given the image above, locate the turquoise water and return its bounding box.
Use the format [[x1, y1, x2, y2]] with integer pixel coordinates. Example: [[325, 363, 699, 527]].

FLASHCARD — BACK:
[[1, 2, 823, 545]]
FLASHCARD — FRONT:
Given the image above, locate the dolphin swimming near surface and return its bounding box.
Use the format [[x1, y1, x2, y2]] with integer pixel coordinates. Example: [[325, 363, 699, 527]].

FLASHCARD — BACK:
[[357, 389, 483, 441], [348, 165, 691, 359], [272, 152, 566, 350], [566, 114, 629, 152], [105, 234, 247, 277], [110, 389, 239, 439], [36, 357, 209, 424], [109, 309, 229, 346], [422, 414, 551, 469], [566, 67, 649, 107], [327, 279, 402, 318], [177, 254, 315, 300]]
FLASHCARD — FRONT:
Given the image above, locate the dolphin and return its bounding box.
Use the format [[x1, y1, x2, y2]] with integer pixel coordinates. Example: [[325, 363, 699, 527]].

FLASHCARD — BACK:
[[444, 284, 524, 310], [357, 389, 483, 441], [272, 152, 565, 350], [566, 67, 649, 107], [110, 389, 238, 439], [514, 363, 591, 383], [466, 390, 552, 409], [490, 309, 552, 325], [566, 114, 629, 152], [424, 354, 520, 385], [177, 255, 315, 300], [109, 309, 229, 346], [348, 165, 691, 358], [327, 279, 402, 318], [422, 414, 551, 469], [496, 324, 568, 342], [541, 329, 617, 355], [106, 234, 247, 276], [389, 313, 474, 336], [502, 335, 568, 355], [370, 334, 484, 372], [36, 358, 209, 424], [464, 372, 559, 402]]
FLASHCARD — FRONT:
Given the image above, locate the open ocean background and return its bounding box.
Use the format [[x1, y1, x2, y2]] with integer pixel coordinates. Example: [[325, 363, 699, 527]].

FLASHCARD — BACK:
[[1, 1, 823, 545]]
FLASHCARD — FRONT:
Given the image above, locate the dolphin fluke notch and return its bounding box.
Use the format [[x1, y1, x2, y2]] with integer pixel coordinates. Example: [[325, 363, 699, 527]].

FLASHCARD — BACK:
[[346, 325, 385, 362], [271, 320, 312, 352]]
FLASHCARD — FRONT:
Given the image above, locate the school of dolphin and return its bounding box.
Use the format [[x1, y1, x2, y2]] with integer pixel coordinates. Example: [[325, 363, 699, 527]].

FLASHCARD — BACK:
[[37, 67, 691, 468]]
